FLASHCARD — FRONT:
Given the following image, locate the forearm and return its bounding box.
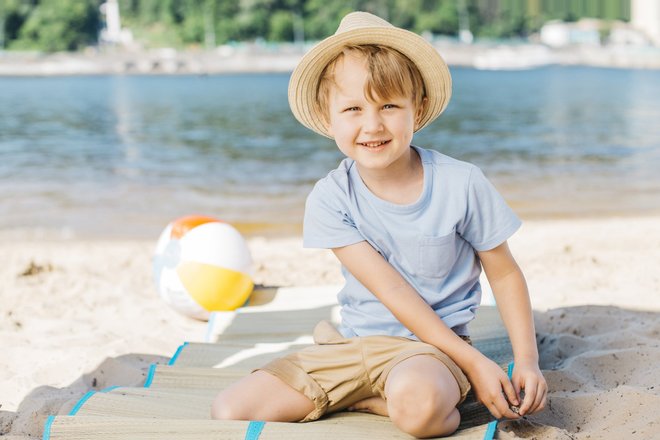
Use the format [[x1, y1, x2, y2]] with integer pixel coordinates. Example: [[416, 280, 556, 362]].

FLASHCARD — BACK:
[[333, 242, 484, 369], [332, 241, 526, 418], [487, 262, 539, 363], [478, 242, 547, 417], [376, 282, 488, 369]]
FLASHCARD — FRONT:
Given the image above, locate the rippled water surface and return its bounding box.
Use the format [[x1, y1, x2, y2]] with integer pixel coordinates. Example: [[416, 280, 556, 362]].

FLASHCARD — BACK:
[[1, 67, 659, 238]]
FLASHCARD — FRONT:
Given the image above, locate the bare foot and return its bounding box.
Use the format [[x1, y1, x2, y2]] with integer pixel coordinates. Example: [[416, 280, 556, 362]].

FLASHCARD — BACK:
[[347, 397, 389, 416]]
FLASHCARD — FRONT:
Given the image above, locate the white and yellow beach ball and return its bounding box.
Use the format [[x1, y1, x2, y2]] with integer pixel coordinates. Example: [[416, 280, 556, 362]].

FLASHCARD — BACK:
[[153, 215, 254, 320]]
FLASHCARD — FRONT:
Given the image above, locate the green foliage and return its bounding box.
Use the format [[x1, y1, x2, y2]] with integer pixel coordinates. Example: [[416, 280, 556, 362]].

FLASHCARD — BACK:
[[1, 0, 31, 47], [303, 0, 353, 40], [413, 1, 459, 35], [9, 0, 99, 51], [268, 10, 294, 41], [0, 0, 633, 52]]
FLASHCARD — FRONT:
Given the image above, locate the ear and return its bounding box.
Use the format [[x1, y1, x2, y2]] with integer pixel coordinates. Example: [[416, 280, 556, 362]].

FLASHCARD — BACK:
[[413, 97, 427, 129], [322, 114, 333, 137]]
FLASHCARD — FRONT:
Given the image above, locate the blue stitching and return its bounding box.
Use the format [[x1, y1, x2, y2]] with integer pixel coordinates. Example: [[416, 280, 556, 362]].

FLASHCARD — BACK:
[[244, 421, 266, 440], [168, 342, 189, 366], [483, 362, 515, 440], [42, 415, 55, 440], [68, 391, 96, 415], [144, 364, 157, 387]]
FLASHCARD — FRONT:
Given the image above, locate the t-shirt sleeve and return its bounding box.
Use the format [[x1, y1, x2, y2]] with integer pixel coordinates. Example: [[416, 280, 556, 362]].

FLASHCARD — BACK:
[[303, 179, 365, 249], [457, 166, 521, 251]]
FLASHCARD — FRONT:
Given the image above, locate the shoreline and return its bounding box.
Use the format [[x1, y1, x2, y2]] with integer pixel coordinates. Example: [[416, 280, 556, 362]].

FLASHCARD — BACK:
[[2, 42, 660, 76], [1, 209, 659, 242]]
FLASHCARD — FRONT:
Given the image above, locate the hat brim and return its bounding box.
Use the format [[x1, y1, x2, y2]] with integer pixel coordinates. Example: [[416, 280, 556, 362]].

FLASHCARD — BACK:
[[288, 27, 452, 138]]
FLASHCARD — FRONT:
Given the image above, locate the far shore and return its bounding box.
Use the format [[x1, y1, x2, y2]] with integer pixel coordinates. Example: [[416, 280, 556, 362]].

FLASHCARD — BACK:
[[2, 41, 660, 76]]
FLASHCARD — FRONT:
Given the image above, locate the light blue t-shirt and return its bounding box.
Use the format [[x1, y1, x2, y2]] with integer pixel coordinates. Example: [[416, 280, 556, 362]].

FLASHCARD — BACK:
[[303, 146, 521, 339]]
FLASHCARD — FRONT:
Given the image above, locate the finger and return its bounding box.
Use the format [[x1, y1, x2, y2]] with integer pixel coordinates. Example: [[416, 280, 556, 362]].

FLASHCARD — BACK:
[[530, 383, 547, 414], [501, 377, 520, 407], [493, 393, 519, 419], [540, 387, 548, 410], [487, 403, 502, 420], [518, 380, 536, 416], [512, 374, 522, 398]]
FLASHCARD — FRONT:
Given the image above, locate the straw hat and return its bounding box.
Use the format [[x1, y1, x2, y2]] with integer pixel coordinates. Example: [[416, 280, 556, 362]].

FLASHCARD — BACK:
[[288, 11, 452, 138]]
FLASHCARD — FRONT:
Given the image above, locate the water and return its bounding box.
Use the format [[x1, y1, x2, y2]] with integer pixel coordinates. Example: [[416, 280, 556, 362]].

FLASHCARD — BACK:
[[1, 67, 659, 239]]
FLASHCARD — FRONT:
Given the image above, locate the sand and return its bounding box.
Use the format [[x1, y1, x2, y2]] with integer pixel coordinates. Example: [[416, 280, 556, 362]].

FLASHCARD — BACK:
[[1, 215, 659, 439]]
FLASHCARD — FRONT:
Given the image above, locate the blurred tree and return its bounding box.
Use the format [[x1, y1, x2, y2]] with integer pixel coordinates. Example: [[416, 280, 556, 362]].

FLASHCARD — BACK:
[[11, 0, 99, 51], [414, 1, 459, 35], [268, 10, 294, 41], [304, 0, 356, 40], [0, 0, 634, 51], [214, 0, 241, 43], [1, 0, 37, 49], [389, 0, 421, 29], [137, 0, 169, 24], [177, 0, 205, 44]]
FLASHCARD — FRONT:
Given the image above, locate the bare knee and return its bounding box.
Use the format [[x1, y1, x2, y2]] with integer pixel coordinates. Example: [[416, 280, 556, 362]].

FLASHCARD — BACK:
[[210, 371, 315, 422], [387, 379, 460, 438], [211, 390, 247, 420], [435, 408, 460, 438]]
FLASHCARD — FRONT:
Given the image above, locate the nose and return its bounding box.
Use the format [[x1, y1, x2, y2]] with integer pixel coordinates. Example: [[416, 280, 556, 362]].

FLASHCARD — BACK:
[[362, 109, 384, 133]]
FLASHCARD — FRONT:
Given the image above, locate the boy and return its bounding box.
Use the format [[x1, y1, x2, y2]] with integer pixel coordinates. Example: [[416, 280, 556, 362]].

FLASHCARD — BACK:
[[212, 11, 546, 438]]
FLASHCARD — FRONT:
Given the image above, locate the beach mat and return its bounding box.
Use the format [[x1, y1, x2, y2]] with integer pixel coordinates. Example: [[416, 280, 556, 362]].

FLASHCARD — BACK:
[[45, 414, 491, 440], [44, 286, 513, 439], [68, 367, 499, 428]]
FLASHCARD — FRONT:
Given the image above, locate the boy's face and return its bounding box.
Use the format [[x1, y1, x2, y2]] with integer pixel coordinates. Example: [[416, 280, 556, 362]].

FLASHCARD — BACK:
[[325, 53, 419, 175]]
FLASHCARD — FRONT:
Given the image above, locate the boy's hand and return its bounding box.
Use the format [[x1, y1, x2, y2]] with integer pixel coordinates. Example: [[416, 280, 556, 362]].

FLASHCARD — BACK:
[[465, 354, 520, 420], [511, 360, 547, 416]]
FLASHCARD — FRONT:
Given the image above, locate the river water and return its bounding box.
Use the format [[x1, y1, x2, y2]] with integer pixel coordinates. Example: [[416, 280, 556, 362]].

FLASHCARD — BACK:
[[1, 66, 659, 238]]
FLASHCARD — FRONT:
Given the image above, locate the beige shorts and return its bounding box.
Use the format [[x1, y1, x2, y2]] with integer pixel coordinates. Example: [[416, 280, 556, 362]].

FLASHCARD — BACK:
[[255, 320, 472, 422]]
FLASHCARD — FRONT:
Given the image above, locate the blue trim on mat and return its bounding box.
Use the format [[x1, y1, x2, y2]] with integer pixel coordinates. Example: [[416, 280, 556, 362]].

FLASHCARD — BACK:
[[483, 419, 497, 440], [101, 385, 120, 392], [483, 362, 515, 440], [42, 415, 55, 440], [168, 342, 189, 365], [69, 391, 96, 415], [244, 421, 266, 440], [144, 364, 157, 387]]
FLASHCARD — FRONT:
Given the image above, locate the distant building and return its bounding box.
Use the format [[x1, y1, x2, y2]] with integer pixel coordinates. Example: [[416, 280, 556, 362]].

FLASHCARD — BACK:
[[540, 20, 601, 47], [631, 0, 660, 46], [540, 16, 651, 47], [609, 22, 651, 46], [99, 0, 133, 46]]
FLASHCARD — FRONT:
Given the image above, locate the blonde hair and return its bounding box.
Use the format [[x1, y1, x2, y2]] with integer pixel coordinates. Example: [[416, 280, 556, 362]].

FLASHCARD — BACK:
[[315, 44, 427, 124]]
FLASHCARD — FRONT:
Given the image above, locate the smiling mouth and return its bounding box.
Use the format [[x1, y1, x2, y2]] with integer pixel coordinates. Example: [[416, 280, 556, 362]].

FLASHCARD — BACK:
[[358, 140, 390, 148]]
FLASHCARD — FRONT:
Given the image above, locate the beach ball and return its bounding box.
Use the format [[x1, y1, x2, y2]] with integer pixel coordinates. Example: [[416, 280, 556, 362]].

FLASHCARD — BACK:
[[153, 215, 254, 320]]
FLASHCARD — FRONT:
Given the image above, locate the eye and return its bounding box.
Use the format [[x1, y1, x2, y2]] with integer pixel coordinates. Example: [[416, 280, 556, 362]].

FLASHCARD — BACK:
[[383, 104, 398, 109], [343, 106, 360, 112]]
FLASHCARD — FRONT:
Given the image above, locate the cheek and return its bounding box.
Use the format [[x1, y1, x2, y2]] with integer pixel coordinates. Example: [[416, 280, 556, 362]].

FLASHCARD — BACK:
[[329, 117, 354, 140], [390, 114, 415, 135], [330, 124, 357, 154]]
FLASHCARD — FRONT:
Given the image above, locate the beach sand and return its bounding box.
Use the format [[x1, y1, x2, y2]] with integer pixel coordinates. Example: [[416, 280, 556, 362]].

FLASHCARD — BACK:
[[1, 216, 659, 439]]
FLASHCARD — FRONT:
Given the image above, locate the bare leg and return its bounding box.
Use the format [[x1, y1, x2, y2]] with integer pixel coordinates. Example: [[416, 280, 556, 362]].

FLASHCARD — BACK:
[[348, 396, 389, 416], [211, 370, 315, 422], [384, 355, 462, 438]]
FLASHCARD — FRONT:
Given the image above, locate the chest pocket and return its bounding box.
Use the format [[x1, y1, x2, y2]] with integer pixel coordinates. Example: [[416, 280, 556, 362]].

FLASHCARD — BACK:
[[417, 231, 458, 279]]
